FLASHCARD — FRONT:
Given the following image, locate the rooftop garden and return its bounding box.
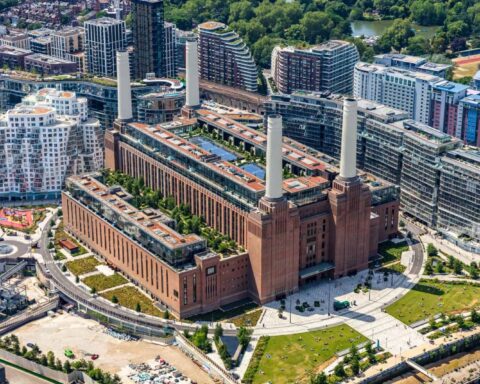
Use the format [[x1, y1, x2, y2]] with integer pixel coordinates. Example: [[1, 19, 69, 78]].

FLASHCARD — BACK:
[[101, 169, 243, 256]]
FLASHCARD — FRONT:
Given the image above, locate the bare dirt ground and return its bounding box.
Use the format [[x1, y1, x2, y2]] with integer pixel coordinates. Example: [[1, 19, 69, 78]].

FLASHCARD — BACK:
[[8, 313, 214, 384]]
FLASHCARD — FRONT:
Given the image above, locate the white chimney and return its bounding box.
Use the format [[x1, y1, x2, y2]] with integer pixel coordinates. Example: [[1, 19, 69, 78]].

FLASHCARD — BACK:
[[265, 115, 283, 200], [339, 98, 358, 180], [116, 50, 132, 121], [185, 38, 200, 108]]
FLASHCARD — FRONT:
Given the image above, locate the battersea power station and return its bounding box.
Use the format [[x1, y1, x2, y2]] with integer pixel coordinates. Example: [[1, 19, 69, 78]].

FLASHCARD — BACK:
[[62, 45, 400, 318]]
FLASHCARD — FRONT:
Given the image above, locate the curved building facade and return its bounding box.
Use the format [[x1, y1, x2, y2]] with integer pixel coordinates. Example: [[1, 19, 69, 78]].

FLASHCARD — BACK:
[[198, 21, 258, 93]]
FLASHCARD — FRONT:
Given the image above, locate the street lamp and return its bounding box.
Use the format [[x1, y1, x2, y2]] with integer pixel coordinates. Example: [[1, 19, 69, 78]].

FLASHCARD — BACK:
[[327, 278, 331, 316]]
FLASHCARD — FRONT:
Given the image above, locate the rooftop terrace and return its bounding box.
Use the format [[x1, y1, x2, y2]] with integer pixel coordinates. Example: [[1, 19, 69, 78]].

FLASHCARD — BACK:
[[68, 174, 203, 250]]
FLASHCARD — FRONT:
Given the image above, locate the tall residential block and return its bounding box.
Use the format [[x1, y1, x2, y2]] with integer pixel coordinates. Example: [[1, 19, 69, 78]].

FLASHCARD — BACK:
[[131, 0, 166, 79], [0, 89, 103, 201], [198, 21, 258, 92], [354, 62, 440, 125], [271, 41, 359, 95], [430, 81, 468, 136], [51, 27, 85, 72], [84, 17, 126, 77], [457, 94, 480, 147]]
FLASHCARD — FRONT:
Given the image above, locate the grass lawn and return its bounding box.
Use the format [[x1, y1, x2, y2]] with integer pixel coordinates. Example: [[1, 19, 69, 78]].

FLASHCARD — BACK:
[[378, 240, 408, 264], [82, 273, 128, 292], [380, 262, 406, 274], [100, 286, 164, 317], [54, 222, 87, 256], [248, 325, 367, 384], [231, 308, 263, 327], [66, 256, 102, 276], [386, 280, 480, 325]]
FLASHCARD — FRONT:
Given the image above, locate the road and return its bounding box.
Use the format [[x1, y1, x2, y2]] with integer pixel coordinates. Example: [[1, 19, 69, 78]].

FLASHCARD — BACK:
[[404, 220, 425, 275], [38, 213, 221, 335]]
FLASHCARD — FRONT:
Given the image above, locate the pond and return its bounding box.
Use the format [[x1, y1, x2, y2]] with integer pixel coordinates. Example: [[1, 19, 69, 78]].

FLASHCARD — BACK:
[[351, 20, 439, 39]]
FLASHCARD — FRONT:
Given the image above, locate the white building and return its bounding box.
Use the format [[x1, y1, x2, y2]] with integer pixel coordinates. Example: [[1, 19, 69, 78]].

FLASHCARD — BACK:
[[84, 18, 126, 77], [354, 62, 441, 124], [0, 89, 103, 201]]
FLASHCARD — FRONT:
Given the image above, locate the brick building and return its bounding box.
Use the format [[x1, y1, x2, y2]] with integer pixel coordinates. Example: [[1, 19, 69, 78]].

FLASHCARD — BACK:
[[61, 52, 399, 318]]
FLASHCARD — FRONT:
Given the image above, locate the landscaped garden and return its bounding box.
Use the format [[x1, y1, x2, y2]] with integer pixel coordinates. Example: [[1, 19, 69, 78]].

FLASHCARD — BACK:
[[82, 273, 128, 292], [243, 325, 367, 384], [378, 240, 409, 264], [386, 279, 480, 325], [101, 170, 242, 256], [53, 222, 87, 256], [65, 256, 102, 276], [100, 286, 166, 317]]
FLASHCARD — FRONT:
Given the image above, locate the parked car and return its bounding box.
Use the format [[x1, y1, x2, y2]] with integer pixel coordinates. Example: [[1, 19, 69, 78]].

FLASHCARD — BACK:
[[90, 354, 99, 360]]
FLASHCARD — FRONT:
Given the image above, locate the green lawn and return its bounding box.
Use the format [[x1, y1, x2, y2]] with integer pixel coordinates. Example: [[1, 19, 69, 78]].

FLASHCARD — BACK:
[[100, 286, 165, 317], [247, 325, 367, 384], [386, 280, 480, 325], [231, 308, 263, 327], [66, 256, 102, 276], [82, 273, 128, 292], [378, 240, 408, 264], [54, 222, 87, 256]]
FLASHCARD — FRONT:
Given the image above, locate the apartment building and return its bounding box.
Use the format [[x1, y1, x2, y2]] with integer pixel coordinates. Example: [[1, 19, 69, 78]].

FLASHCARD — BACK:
[[437, 148, 480, 247], [430, 81, 468, 136], [24, 54, 77, 75], [457, 94, 480, 147], [354, 62, 440, 124], [396, 120, 462, 227], [51, 27, 85, 73], [198, 21, 258, 92], [131, 0, 166, 79], [374, 53, 451, 78], [271, 40, 359, 94], [0, 88, 103, 201], [84, 18, 127, 77]]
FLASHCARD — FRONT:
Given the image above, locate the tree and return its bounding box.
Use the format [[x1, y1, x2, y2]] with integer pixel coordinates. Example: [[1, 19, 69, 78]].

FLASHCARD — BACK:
[[310, 372, 328, 384], [163, 309, 170, 320], [407, 36, 430, 56], [237, 326, 251, 351], [111, 295, 118, 304], [214, 323, 223, 341], [470, 309, 480, 323], [334, 361, 346, 377], [55, 358, 63, 371], [376, 19, 415, 53], [47, 351, 55, 368], [300, 12, 334, 44], [135, 302, 142, 312], [63, 360, 72, 373], [351, 356, 360, 375], [453, 259, 463, 275], [424, 260, 434, 275]]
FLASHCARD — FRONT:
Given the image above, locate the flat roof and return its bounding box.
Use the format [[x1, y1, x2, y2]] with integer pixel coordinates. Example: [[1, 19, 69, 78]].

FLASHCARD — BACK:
[[25, 54, 76, 65], [69, 175, 203, 250], [433, 80, 469, 93], [196, 109, 329, 173]]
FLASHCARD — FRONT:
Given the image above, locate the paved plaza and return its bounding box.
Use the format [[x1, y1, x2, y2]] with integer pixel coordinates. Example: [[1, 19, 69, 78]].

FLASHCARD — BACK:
[[254, 264, 427, 355]]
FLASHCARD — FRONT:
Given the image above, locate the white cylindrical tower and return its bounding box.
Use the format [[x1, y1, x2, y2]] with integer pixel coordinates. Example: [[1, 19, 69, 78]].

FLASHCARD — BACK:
[[116, 50, 132, 121], [185, 38, 200, 108], [265, 115, 284, 200], [339, 98, 358, 179]]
